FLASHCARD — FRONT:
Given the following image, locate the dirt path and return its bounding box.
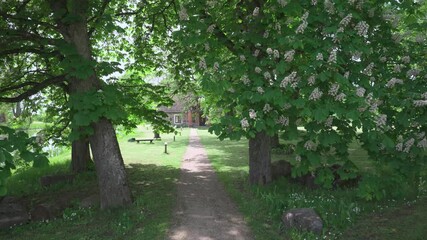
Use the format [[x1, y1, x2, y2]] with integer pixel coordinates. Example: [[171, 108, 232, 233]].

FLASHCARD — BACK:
[[168, 129, 253, 240]]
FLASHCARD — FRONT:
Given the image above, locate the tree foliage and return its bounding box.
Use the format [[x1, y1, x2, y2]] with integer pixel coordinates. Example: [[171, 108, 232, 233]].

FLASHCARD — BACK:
[[172, 0, 426, 198]]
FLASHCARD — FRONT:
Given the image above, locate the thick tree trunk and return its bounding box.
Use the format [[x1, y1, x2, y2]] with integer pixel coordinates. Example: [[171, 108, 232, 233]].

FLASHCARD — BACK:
[[271, 134, 280, 148], [249, 130, 272, 185], [90, 118, 132, 209], [49, 0, 132, 209], [71, 138, 92, 173]]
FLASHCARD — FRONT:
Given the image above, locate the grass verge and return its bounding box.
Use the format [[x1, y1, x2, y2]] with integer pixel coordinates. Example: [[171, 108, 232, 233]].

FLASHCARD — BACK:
[[0, 126, 189, 240], [197, 128, 427, 240]]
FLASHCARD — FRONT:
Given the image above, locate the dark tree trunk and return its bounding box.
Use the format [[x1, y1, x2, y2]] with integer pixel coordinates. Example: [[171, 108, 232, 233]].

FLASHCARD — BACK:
[[90, 118, 132, 209], [154, 131, 160, 139], [49, 0, 132, 209], [271, 134, 280, 148], [71, 138, 92, 173], [249, 130, 272, 185]]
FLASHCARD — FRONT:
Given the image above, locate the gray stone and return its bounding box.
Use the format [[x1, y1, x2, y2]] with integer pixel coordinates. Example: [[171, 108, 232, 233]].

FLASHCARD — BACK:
[[282, 208, 323, 235], [0, 201, 29, 229]]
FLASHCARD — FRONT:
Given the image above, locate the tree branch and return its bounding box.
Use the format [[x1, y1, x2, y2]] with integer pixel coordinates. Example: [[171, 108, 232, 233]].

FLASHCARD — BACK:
[[0, 75, 66, 103], [88, 0, 112, 37]]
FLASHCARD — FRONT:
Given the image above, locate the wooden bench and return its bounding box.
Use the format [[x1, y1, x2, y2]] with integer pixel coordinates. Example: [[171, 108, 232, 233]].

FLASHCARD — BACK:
[[135, 138, 154, 144]]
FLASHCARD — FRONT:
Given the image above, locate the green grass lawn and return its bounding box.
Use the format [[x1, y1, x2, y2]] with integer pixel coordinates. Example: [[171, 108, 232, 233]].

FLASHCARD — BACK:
[[197, 128, 427, 240], [0, 125, 189, 240]]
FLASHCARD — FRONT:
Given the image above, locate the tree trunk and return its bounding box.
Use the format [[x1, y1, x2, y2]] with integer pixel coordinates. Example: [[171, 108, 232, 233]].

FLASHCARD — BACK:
[[154, 131, 160, 139], [271, 134, 280, 148], [49, 0, 132, 209], [71, 138, 92, 173], [249, 130, 272, 185], [90, 118, 132, 209]]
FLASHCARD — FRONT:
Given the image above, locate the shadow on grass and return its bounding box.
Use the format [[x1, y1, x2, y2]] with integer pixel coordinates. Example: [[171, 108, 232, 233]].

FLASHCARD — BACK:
[[0, 163, 181, 240]]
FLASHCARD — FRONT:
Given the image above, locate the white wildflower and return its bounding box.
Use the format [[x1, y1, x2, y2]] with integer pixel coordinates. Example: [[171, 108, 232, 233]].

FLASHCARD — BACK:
[[415, 35, 425, 43], [394, 64, 402, 73], [407, 69, 420, 79], [356, 87, 366, 97], [249, 109, 257, 119], [309, 87, 323, 101], [355, 21, 369, 36], [422, 92, 427, 99], [284, 50, 295, 62], [296, 12, 309, 34], [295, 155, 302, 162], [257, 87, 264, 94], [240, 55, 246, 62], [324, 0, 335, 14], [253, 49, 260, 57], [266, 48, 273, 55], [241, 118, 249, 128], [385, 78, 403, 88], [316, 53, 324, 61], [283, 103, 292, 110], [280, 72, 297, 88], [263, 31, 269, 38], [228, 88, 235, 93], [255, 67, 262, 73], [417, 132, 425, 139], [380, 56, 387, 63], [264, 71, 272, 79]]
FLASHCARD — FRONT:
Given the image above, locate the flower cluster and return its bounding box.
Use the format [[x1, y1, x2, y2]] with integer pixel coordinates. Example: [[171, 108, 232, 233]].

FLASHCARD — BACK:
[[356, 87, 366, 97], [263, 71, 272, 79], [179, 7, 189, 21], [241, 75, 250, 85], [324, 0, 335, 14], [328, 49, 337, 63], [325, 115, 334, 127], [241, 118, 249, 128], [362, 62, 375, 76], [280, 71, 298, 88], [263, 104, 272, 113], [278, 0, 288, 7], [255, 67, 262, 73], [403, 138, 415, 153], [316, 53, 324, 61], [344, 71, 350, 79], [309, 87, 323, 101], [273, 49, 280, 59], [407, 69, 420, 79], [328, 83, 340, 96], [339, 13, 353, 27], [253, 49, 260, 57], [296, 12, 309, 34], [304, 140, 317, 151], [355, 21, 369, 36], [417, 138, 427, 149], [402, 56, 410, 64], [376, 114, 387, 128], [308, 75, 316, 86], [249, 109, 257, 119], [284, 50, 295, 62], [257, 86, 264, 94], [253, 7, 260, 17], [207, 24, 215, 33], [239, 55, 246, 62], [199, 58, 207, 69], [277, 115, 289, 126], [335, 93, 346, 102], [385, 78, 403, 88], [213, 62, 219, 71], [413, 100, 427, 107]]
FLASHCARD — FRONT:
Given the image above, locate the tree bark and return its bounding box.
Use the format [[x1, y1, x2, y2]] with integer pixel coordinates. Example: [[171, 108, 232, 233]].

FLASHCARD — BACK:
[[89, 118, 132, 209], [271, 134, 280, 148], [49, 0, 132, 209], [71, 138, 92, 173], [249, 130, 272, 185]]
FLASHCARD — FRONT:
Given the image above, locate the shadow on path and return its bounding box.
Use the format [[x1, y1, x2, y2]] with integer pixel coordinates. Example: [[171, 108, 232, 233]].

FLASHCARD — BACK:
[[168, 129, 253, 240]]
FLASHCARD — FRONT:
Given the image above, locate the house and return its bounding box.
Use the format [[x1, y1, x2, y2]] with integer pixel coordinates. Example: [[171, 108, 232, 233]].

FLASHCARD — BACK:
[[159, 99, 206, 127]]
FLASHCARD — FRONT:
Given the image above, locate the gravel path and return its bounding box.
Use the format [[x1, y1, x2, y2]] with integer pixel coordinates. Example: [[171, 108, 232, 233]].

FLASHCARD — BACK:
[[168, 129, 253, 240]]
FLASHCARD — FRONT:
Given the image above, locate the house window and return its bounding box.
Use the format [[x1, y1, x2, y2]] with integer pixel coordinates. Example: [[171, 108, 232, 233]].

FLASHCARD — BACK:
[[174, 114, 182, 124]]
